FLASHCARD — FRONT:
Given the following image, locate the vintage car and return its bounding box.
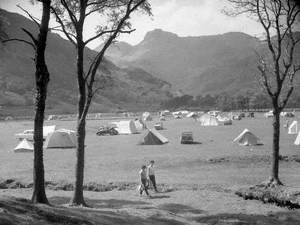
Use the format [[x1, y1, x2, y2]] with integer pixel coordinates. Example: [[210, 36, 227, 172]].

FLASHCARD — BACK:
[[96, 126, 118, 136], [180, 131, 194, 144]]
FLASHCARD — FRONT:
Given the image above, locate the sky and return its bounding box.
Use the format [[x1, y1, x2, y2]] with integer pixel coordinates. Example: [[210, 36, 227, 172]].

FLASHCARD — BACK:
[[0, 0, 264, 49]]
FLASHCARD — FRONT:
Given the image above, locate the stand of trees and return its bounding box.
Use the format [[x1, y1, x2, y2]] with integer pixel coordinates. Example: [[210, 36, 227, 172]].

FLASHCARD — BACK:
[[162, 91, 300, 111]]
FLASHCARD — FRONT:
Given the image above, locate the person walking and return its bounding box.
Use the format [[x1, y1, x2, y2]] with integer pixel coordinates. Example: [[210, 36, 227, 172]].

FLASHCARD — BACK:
[[147, 160, 158, 192], [139, 165, 151, 197]]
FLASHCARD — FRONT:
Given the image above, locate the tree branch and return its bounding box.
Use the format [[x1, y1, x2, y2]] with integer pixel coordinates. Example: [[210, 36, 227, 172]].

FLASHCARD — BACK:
[[17, 4, 40, 28], [21, 28, 38, 45], [2, 38, 36, 50], [50, 6, 77, 46]]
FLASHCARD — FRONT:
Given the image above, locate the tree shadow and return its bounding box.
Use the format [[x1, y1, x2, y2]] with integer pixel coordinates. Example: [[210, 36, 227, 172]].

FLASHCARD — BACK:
[[149, 195, 170, 199], [157, 203, 205, 215], [0, 196, 187, 225], [193, 212, 300, 225], [49, 196, 149, 209]]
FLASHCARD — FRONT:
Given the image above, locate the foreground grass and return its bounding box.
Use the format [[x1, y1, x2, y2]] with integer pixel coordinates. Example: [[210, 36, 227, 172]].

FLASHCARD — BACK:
[[1, 186, 300, 225]]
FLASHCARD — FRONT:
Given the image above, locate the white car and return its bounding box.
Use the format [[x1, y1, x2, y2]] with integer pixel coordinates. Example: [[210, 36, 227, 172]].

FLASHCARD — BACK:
[[264, 110, 274, 118], [15, 129, 34, 141]]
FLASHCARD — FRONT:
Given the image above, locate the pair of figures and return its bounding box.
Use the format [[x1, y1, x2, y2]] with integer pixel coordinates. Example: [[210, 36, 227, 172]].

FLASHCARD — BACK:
[[139, 160, 158, 197]]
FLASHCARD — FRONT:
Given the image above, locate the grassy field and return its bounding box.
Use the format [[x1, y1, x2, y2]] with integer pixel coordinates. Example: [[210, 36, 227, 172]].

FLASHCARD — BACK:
[[0, 113, 300, 224], [0, 113, 299, 188]]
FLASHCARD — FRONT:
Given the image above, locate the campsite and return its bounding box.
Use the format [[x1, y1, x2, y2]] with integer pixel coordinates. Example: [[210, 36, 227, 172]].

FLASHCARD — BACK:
[[1, 113, 300, 224]]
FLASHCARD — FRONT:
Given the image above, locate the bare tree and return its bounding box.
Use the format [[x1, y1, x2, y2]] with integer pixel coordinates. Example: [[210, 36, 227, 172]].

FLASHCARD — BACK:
[[2, 0, 52, 203], [226, 0, 300, 186], [51, 0, 151, 206]]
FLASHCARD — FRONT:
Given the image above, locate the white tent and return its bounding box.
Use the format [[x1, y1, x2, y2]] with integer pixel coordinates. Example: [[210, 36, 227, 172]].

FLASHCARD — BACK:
[[44, 129, 76, 148], [111, 120, 137, 134], [139, 129, 168, 145], [294, 131, 300, 145], [14, 139, 34, 153], [288, 121, 298, 134], [134, 119, 145, 131], [15, 125, 56, 141], [142, 112, 152, 121], [197, 114, 219, 126], [217, 115, 232, 125], [186, 112, 197, 118], [233, 129, 262, 146]]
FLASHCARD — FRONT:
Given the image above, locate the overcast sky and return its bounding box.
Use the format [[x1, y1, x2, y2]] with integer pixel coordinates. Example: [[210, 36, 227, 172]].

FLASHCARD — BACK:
[[1, 0, 264, 49]]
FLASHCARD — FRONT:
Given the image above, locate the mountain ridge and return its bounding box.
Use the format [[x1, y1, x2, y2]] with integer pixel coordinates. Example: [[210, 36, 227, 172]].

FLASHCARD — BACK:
[[0, 9, 173, 115], [97, 29, 300, 96]]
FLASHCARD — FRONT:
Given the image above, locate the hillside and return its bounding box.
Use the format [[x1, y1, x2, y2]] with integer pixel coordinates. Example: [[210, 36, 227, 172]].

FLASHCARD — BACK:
[[0, 9, 172, 115], [98, 29, 300, 96]]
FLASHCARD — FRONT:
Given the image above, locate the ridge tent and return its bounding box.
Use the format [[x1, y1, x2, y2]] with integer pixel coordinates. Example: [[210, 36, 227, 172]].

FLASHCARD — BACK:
[[294, 131, 300, 145], [197, 114, 219, 126], [139, 129, 168, 145], [288, 121, 298, 134], [233, 129, 262, 146], [44, 129, 76, 148], [14, 139, 34, 153], [142, 112, 152, 121], [111, 120, 137, 134]]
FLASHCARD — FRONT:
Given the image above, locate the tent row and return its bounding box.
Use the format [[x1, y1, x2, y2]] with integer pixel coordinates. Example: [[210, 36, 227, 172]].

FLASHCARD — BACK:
[[14, 128, 77, 152]]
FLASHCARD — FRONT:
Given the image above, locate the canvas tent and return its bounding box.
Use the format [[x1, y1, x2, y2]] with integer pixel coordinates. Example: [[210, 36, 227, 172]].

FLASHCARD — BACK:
[[139, 129, 168, 145], [134, 119, 145, 131], [15, 125, 56, 141], [217, 115, 232, 125], [14, 139, 34, 153], [294, 131, 300, 145], [197, 114, 219, 126], [288, 121, 298, 134], [233, 129, 262, 146], [111, 120, 137, 134], [142, 112, 152, 121], [44, 129, 76, 148], [186, 112, 197, 118]]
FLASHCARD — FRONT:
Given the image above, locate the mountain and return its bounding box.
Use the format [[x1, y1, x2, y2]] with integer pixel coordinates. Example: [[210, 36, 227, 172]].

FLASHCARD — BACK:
[[98, 29, 300, 96], [0, 9, 172, 116]]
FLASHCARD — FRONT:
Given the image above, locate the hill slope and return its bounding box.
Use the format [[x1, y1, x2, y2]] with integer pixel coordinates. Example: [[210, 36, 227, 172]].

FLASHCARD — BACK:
[[98, 29, 300, 96], [0, 9, 172, 115]]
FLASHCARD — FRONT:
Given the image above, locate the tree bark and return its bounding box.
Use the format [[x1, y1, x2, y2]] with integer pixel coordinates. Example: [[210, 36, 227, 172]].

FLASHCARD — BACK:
[[268, 108, 283, 186], [31, 0, 51, 204], [70, 41, 87, 206]]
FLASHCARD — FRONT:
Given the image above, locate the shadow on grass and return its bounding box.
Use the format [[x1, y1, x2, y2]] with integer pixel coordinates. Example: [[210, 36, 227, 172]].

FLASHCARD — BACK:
[[49, 196, 149, 209], [157, 203, 205, 215], [193, 212, 300, 225], [0, 196, 188, 225], [149, 195, 170, 199]]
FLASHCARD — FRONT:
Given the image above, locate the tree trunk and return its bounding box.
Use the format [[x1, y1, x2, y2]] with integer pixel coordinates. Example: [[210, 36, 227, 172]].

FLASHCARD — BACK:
[[31, 0, 51, 204], [70, 42, 87, 206], [268, 108, 283, 186]]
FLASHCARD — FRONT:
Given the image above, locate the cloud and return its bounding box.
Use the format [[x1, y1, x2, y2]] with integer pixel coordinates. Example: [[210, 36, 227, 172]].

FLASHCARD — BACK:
[[117, 0, 263, 47], [1, 0, 264, 48]]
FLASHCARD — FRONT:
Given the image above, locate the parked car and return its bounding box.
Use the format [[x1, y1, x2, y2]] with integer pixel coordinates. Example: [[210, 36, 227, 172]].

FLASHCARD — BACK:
[[96, 126, 118, 136], [180, 132, 194, 144]]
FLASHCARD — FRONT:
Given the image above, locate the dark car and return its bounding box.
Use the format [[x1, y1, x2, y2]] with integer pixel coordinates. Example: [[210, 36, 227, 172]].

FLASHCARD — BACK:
[[180, 132, 194, 144], [96, 126, 118, 136]]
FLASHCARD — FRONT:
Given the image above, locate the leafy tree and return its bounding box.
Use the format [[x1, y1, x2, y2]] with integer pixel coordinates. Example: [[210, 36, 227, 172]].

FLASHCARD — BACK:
[[2, 0, 52, 203], [227, 0, 300, 186], [51, 0, 151, 206]]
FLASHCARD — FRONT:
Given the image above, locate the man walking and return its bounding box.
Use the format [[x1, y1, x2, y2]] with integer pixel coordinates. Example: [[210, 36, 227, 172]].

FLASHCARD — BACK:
[[147, 160, 158, 192]]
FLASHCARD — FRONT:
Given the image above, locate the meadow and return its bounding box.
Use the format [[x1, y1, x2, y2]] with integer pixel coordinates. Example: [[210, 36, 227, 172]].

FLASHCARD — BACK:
[[0, 113, 299, 190], [1, 113, 300, 224]]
